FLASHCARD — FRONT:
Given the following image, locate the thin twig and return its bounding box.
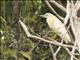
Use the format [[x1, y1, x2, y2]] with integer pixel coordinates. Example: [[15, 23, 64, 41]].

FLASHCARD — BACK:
[[30, 40, 41, 52], [54, 40, 63, 56], [44, 0, 64, 21], [49, 0, 66, 12], [49, 44, 57, 60], [19, 20, 75, 48], [70, 1, 78, 60], [74, 0, 80, 9], [64, 1, 71, 25], [64, 47, 79, 60]]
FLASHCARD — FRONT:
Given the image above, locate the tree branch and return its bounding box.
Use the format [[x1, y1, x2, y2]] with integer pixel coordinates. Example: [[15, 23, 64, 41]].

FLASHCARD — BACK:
[[19, 20, 75, 48], [44, 0, 64, 21], [49, 0, 66, 12]]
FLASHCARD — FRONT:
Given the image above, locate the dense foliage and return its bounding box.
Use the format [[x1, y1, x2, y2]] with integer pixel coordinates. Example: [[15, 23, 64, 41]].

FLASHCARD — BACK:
[[0, 0, 80, 60]]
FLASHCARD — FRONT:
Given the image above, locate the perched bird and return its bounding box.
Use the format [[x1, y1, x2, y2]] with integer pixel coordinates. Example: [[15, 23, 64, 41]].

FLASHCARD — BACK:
[[40, 13, 71, 43]]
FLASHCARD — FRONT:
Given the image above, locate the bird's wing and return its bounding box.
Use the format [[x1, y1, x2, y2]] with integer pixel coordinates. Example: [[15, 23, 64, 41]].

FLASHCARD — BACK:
[[46, 14, 71, 43], [53, 19, 71, 43]]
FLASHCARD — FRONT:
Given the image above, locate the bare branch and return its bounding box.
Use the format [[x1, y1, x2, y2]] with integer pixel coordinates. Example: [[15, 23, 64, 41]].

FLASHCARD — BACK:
[[49, 44, 57, 60], [69, 1, 80, 60], [64, 1, 71, 25], [74, 0, 80, 9], [49, 0, 66, 12], [19, 20, 75, 48], [64, 47, 79, 60], [44, 0, 64, 21], [54, 40, 63, 56]]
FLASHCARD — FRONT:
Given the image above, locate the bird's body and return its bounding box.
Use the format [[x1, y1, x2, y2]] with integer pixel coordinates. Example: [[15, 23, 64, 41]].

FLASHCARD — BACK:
[[40, 13, 71, 43]]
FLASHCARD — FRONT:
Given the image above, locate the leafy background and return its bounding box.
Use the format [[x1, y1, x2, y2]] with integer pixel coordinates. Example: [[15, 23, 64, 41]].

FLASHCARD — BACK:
[[0, 0, 80, 60]]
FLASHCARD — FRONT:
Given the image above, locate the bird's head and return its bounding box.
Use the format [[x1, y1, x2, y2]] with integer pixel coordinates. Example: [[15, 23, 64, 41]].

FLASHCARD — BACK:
[[40, 13, 53, 18]]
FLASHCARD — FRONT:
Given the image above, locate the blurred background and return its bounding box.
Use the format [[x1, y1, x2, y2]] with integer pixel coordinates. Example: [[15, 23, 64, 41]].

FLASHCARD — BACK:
[[0, 0, 80, 60]]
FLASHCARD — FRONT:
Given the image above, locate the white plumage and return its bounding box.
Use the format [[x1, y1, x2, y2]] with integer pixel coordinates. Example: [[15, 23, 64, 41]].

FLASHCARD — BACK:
[[40, 13, 71, 43]]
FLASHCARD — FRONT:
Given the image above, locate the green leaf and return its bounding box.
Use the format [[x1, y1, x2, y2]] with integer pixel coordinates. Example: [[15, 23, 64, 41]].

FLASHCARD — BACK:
[[20, 51, 31, 60], [0, 16, 6, 24], [4, 48, 15, 57]]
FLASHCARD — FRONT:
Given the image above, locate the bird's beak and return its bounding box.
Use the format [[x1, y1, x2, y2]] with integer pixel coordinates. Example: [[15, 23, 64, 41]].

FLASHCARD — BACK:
[[40, 15, 46, 18]]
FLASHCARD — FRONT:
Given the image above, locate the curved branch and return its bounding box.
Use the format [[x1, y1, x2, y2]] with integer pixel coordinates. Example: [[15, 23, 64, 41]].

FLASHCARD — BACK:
[[44, 0, 64, 21], [19, 20, 75, 48], [49, 0, 66, 12]]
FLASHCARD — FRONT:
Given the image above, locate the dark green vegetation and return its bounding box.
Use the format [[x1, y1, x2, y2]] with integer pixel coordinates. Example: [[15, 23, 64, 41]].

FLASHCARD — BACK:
[[0, 0, 80, 60]]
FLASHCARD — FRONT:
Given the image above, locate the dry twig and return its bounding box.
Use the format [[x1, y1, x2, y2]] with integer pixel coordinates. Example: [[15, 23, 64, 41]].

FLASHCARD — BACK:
[[44, 0, 64, 21], [49, 0, 66, 12]]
